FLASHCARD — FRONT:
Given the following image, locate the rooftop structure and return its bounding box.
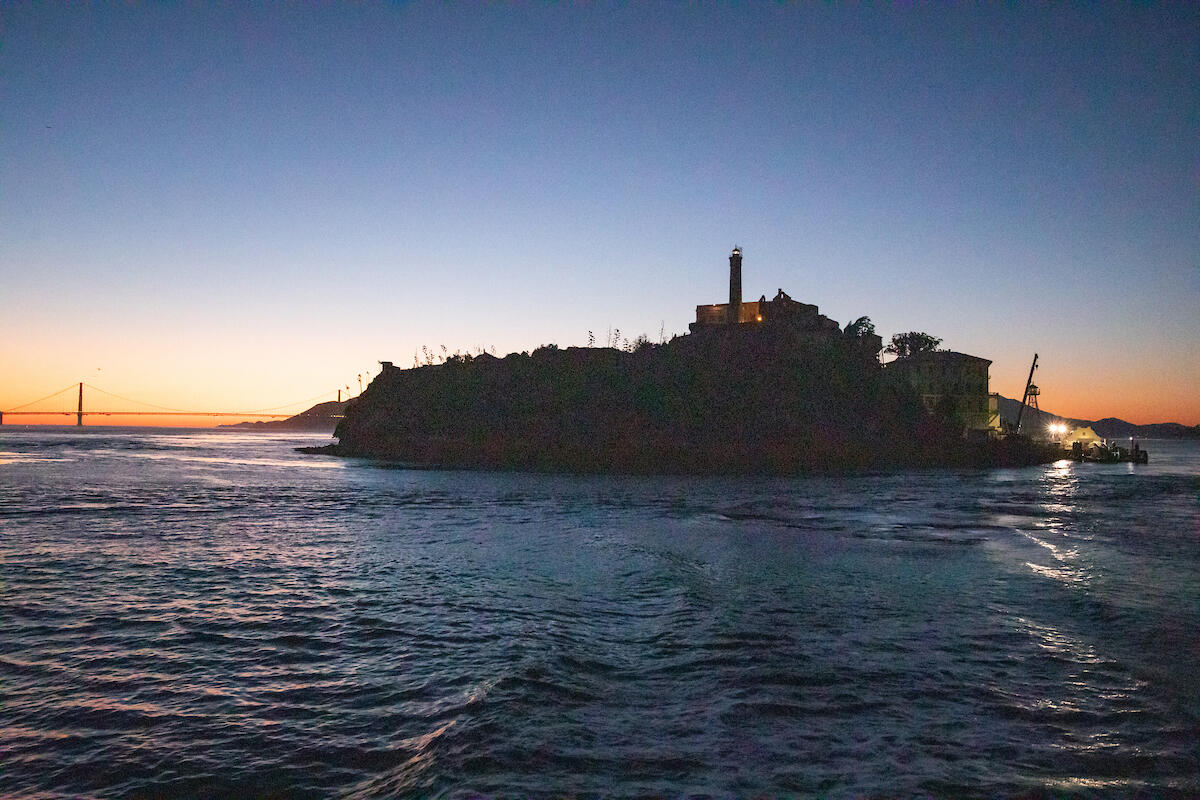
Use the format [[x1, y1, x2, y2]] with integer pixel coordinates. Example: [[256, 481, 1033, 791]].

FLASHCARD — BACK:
[[689, 248, 882, 354]]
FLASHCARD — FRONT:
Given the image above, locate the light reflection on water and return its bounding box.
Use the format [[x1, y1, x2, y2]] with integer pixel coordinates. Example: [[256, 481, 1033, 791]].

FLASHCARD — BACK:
[[0, 428, 1197, 797], [128, 451, 345, 468]]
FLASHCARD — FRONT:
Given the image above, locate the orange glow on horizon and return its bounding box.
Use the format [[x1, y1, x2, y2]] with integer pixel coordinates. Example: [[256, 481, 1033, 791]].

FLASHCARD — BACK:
[[1, 335, 1196, 429], [3, 384, 1196, 430], [0, 413, 296, 428], [1034, 392, 1200, 428], [989, 359, 1200, 427]]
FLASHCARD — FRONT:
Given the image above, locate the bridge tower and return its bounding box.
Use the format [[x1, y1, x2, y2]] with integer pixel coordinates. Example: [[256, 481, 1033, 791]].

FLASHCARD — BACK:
[[77, 382, 83, 426]]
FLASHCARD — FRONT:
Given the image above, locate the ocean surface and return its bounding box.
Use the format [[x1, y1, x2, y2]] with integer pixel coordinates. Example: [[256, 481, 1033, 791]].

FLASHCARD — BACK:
[[1, 426, 1197, 798]]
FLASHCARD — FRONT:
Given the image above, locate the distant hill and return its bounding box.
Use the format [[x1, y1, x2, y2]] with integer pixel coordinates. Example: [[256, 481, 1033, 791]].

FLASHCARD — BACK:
[[1087, 417, 1199, 439], [995, 396, 1198, 439], [221, 400, 346, 432]]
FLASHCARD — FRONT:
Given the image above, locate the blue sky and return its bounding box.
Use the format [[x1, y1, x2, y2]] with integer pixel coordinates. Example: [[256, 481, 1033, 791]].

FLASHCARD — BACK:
[[2, 5, 1197, 423]]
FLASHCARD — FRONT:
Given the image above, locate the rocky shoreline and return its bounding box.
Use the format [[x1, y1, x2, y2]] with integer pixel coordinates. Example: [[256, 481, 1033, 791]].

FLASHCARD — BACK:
[[296, 438, 1062, 474]]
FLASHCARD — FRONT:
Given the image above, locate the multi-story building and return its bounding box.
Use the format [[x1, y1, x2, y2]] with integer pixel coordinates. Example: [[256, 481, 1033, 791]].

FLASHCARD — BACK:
[[885, 351, 1000, 434]]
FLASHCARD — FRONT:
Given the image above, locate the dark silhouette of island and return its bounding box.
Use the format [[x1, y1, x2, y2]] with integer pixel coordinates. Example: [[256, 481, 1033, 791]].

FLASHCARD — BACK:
[[301, 249, 1072, 473], [308, 332, 1057, 473]]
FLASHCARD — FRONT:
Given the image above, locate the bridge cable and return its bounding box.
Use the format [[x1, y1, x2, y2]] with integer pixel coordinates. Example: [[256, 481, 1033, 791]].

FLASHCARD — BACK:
[[7, 383, 342, 417], [81, 384, 193, 413], [243, 389, 341, 414], [84, 383, 340, 415], [3, 383, 81, 412]]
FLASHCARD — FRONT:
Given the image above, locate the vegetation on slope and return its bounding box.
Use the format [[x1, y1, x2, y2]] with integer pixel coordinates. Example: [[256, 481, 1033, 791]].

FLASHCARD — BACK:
[[329, 327, 978, 473]]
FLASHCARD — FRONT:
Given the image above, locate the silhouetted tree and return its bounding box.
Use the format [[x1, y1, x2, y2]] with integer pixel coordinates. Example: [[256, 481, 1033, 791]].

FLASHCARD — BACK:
[[843, 316, 876, 338], [885, 331, 942, 358]]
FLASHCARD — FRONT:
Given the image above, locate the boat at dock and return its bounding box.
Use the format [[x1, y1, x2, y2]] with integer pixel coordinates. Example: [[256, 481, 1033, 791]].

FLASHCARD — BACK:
[[1066, 438, 1149, 464]]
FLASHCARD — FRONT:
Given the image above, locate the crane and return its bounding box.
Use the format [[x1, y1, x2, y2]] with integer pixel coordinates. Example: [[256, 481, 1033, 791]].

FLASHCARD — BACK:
[[1014, 353, 1039, 434]]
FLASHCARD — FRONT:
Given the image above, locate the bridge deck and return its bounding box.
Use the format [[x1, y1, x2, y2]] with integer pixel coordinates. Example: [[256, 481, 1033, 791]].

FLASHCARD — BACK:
[[1, 411, 294, 418]]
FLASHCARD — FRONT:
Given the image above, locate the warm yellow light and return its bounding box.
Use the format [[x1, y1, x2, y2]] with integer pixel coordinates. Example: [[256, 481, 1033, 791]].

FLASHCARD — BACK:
[[756, 315, 762, 322]]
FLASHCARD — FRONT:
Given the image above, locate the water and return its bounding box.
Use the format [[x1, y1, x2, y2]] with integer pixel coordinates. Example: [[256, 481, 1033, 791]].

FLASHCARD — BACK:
[[2, 426, 1197, 798]]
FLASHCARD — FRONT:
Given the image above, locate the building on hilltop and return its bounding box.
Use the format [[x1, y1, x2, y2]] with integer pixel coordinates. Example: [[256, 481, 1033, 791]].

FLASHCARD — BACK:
[[687, 246, 1002, 437], [884, 351, 1001, 436], [689, 247, 883, 354]]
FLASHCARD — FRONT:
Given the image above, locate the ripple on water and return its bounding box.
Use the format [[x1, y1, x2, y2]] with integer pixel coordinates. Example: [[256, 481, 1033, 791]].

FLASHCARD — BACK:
[[0, 432, 1197, 796]]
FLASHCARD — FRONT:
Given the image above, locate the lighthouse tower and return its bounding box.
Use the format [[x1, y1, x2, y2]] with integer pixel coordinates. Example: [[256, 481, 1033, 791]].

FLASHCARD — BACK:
[[727, 246, 742, 325]]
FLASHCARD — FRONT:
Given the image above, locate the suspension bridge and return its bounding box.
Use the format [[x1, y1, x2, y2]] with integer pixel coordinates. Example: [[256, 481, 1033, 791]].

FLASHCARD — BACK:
[[0, 382, 348, 426]]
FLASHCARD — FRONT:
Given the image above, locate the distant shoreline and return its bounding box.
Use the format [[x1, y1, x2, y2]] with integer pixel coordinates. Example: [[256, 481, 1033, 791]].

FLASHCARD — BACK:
[[217, 400, 346, 433]]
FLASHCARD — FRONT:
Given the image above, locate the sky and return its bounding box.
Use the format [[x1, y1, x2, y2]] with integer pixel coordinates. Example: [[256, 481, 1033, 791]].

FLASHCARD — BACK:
[[2, 5, 1197, 426]]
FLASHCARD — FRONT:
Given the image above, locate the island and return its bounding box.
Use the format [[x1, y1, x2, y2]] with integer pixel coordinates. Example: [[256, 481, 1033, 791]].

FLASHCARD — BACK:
[[303, 249, 1064, 473]]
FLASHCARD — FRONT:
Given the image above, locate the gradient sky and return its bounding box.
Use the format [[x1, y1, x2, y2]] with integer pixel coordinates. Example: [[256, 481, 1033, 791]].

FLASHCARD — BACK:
[[3, 5, 1197, 425]]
